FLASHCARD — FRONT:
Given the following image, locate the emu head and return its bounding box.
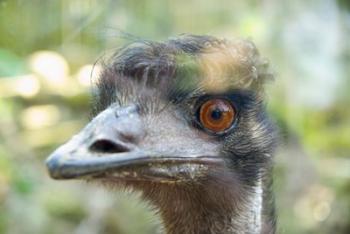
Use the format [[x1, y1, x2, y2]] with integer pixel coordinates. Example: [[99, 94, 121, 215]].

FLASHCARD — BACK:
[[46, 35, 277, 233]]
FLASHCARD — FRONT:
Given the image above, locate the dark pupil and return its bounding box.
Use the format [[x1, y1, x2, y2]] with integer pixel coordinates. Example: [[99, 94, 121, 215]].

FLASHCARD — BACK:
[[210, 108, 222, 120]]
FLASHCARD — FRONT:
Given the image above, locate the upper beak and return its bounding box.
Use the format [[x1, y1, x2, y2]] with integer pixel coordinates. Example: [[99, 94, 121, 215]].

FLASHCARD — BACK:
[[46, 105, 221, 180]]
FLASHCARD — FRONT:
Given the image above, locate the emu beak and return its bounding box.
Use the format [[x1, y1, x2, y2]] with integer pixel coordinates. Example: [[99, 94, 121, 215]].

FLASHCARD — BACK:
[[46, 105, 221, 180]]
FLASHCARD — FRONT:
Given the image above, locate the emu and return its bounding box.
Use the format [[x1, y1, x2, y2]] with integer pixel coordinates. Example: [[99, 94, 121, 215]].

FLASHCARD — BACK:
[[46, 35, 277, 234]]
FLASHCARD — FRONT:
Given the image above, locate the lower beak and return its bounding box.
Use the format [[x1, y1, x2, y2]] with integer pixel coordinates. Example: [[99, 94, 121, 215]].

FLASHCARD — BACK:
[[46, 150, 149, 179], [46, 149, 221, 180]]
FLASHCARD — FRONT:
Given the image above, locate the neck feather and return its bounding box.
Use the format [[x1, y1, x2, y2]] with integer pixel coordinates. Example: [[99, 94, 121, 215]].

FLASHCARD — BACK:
[[138, 173, 274, 234]]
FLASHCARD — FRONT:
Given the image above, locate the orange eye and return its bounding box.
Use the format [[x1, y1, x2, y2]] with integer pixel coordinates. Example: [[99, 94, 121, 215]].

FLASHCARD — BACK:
[[199, 99, 236, 133]]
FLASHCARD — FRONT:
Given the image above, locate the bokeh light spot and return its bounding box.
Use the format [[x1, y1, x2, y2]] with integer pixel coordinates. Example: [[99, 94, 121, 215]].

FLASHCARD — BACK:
[[29, 51, 69, 86], [76, 64, 102, 87], [21, 105, 61, 129]]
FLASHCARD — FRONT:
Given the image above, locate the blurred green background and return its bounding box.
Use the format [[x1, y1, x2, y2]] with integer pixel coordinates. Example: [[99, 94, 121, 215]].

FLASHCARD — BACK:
[[0, 0, 349, 233]]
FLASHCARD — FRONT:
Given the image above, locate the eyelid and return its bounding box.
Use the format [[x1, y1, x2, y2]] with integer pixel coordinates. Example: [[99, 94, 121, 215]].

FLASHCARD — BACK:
[[194, 95, 237, 114]]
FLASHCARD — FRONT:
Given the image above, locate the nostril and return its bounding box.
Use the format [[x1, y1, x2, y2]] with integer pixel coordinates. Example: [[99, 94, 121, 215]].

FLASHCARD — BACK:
[[89, 139, 130, 154]]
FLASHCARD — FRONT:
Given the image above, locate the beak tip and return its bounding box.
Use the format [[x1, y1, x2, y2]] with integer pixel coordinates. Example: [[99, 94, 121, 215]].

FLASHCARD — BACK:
[[45, 154, 65, 180]]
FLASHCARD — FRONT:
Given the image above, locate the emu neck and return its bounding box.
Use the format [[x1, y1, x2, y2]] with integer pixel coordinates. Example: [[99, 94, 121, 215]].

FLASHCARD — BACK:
[[141, 177, 271, 234]]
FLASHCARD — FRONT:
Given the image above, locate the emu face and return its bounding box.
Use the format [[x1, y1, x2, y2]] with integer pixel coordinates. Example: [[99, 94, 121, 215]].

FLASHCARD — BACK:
[[46, 35, 277, 234]]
